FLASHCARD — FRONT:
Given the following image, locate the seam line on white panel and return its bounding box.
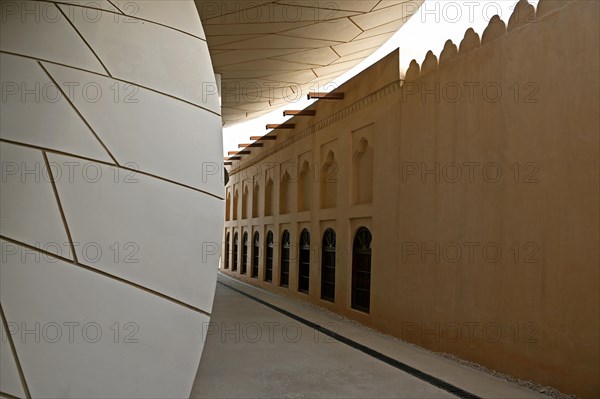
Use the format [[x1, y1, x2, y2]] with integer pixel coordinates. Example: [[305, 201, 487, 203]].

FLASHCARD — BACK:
[[42, 150, 79, 263], [0, 139, 226, 201], [0, 236, 212, 318], [34, 0, 208, 42], [0, 390, 21, 399], [54, 1, 113, 77], [105, 0, 124, 14], [37, 61, 121, 165], [0, 51, 221, 117], [0, 303, 32, 399]]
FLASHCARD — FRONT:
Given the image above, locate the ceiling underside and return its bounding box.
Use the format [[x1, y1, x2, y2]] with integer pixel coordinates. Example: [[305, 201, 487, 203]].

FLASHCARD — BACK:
[[195, 0, 423, 126]]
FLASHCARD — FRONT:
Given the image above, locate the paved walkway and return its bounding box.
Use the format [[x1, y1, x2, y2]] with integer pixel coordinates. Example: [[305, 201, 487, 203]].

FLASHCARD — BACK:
[[191, 274, 549, 399]]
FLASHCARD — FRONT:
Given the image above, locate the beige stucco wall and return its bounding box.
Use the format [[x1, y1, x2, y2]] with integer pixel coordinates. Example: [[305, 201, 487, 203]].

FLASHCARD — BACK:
[[222, 1, 599, 397]]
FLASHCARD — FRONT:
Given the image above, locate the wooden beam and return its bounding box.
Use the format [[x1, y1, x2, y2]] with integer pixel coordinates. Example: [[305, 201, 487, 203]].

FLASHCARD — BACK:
[[226, 156, 241, 161], [251, 135, 277, 141], [224, 162, 233, 166], [228, 150, 250, 155], [266, 123, 295, 130], [307, 92, 344, 100], [283, 110, 316, 116], [239, 143, 263, 148]]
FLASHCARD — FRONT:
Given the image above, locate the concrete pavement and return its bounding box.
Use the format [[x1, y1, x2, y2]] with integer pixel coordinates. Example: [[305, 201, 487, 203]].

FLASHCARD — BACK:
[[191, 274, 550, 399]]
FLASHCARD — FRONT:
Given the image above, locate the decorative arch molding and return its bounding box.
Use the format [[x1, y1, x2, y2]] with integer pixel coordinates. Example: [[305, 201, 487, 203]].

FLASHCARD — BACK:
[[320, 151, 338, 209], [241, 184, 249, 220], [225, 191, 231, 221], [279, 168, 294, 215], [297, 160, 313, 212], [232, 188, 239, 220], [264, 177, 274, 217], [352, 136, 374, 205], [252, 180, 260, 218]]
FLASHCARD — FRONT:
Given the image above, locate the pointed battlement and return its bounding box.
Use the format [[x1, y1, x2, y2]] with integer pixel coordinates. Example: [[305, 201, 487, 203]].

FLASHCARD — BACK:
[[405, 0, 575, 80]]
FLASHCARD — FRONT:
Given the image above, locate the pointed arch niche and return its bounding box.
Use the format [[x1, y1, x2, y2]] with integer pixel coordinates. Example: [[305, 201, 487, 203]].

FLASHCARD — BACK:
[[297, 159, 313, 212], [279, 165, 294, 214], [232, 187, 239, 220], [265, 174, 274, 217], [320, 151, 338, 209], [352, 125, 374, 205], [225, 190, 231, 221], [242, 183, 249, 219], [252, 180, 260, 218]]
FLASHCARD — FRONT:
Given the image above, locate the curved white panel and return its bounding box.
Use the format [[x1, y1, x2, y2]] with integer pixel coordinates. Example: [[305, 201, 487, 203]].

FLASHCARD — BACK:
[[0, 1, 105, 73], [0, 53, 113, 162], [58, 0, 120, 13], [0, 143, 72, 259], [0, 0, 222, 397], [125, 1, 206, 38], [0, 311, 26, 399], [0, 239, 209, 399], [48, 153, 223, 312], [60, 3, 220, 113], [43, 62, 224, 196]]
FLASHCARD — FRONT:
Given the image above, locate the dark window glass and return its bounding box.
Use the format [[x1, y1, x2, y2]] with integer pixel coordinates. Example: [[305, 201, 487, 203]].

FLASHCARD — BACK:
[[351, 227, 372, 313], [252, 232, 260, 278], [280, 230, 290, 287], [232, 233, 238, 272], [241, 232, 248, 274], [321, 229, 336, 302], [265, 231, 274, 282], [224, 233, 230, 269], [298, 229, 310, 294]]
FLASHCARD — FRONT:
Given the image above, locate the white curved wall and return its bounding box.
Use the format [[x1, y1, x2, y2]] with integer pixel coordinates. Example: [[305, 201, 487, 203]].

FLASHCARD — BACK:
[[0, 1, 223, 397]]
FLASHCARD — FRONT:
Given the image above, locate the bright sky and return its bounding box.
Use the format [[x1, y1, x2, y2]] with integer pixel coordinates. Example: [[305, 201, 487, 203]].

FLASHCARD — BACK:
[[222, 0, 539, 155]]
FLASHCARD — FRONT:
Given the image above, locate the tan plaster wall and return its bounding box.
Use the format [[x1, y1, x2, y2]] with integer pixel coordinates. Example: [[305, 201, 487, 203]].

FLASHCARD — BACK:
[[222, 1, 599, 397]]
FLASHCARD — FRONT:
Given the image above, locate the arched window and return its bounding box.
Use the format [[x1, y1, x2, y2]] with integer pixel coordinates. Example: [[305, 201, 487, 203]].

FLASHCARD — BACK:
[[241, 232, 248, 274], [242, 185, 249, 219], [232, 189, 239, 220], [280, 230, 290, 287], [321, 229, 336, 302], [232, 232, 239, 272], [252, 182, 260, 218], [225, 192, 231, 221], [351, 227, 372, 313], [297, 161, 312, 212], [298, 229, 310, 293], [252, 232, 260, 278], [265, 177, 274, 216], [265, 231, 274, 282], [224, 232, 230, 269], [320, 151, 338, 209]]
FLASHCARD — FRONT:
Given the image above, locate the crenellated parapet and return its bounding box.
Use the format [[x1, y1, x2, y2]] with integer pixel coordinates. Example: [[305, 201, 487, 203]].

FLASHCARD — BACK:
[[404, 0, 575, 81]]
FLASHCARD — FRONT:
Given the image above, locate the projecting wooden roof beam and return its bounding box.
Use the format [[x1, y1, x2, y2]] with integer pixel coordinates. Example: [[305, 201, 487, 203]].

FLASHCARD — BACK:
[[307, 92, 344, 100], [225, 156, 241, 161], [239, 143, 264, 148], [228, 150, 250, 155], [283, 110, 316, 116], [266, 123, 295, 130], [251, 135, 277, 141]]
